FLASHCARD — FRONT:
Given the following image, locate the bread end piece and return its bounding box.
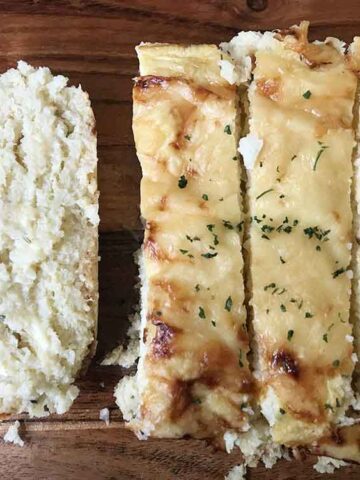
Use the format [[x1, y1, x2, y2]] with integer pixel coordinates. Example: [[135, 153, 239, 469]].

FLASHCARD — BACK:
[[0, 61, 99, 417]]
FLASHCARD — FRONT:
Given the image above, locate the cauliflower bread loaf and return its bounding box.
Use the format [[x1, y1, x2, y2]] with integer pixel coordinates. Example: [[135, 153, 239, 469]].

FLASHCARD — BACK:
[[114, 22, 360, 472], [116, 44, 254, 438], [0, 62, 99, 416]]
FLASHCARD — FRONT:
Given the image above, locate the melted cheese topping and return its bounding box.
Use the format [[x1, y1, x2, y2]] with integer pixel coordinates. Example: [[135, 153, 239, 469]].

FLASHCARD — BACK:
[[245, 26, 358, 445], [124, 44, 252, 438]]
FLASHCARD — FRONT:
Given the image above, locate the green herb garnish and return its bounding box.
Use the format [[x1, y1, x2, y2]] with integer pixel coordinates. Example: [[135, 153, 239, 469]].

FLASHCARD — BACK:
[[313, 141, 329, 171], [261, 224, 274, 233], [332, 267, 346, 278], [186, 235, 200, 242], [224, 124, 232, 135], [303, 90, 312, 99], [222, 220, 234, 230], [178, 175, 188, 188], [287, 330, 294, 341], [256, 188, 274, 200], [201, 252, 218, 259], [202, 194, 209, 201], [304, 226, 330, 242], [198, 307, 206, 319], [225, 296, 233, 312]]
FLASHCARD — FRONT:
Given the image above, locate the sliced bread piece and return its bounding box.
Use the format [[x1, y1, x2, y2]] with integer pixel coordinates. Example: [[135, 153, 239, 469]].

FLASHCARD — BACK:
[[0, 61, 99, 416], [223, 22, 358, 446], [115, 44, 254, 439]]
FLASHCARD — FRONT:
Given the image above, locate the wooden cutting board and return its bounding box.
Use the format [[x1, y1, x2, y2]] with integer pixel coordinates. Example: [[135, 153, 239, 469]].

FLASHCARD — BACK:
[[0, 1, 359, 478]]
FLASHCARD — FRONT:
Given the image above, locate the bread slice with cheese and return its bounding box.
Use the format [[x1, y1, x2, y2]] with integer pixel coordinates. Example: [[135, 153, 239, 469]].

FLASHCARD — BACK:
[[115, 44, 254, 439], [349, 37, 360, 395], [0, 62, 99, 416], [222, 22, 359, 447]]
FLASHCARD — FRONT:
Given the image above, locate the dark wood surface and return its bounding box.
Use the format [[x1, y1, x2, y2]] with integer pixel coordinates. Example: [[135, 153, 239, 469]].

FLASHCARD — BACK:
[[0, 1, 360, 478]]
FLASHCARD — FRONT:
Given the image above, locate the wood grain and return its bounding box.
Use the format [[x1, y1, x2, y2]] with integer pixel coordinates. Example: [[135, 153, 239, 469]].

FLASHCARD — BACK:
[[0, 1, 360, 479]]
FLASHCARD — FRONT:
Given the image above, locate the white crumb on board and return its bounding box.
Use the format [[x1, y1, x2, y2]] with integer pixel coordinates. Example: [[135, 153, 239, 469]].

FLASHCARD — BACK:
[[224, 464, 246, 480], [3, 421, 24, 447], [99, 408, 110, 426], [313, 456, 348, 474]]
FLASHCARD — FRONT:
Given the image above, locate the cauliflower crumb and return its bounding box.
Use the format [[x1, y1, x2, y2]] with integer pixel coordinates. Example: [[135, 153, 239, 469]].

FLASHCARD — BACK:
[[225, 464, 247, 480], [224, 430, 238, 453], [101, 314, 140, 368], [351, 393, 360, 410], [99, 408, 110, 426], [219, 59, 237, 85], [313, 456, 348, 474], [238, 134, 263, 170], [3, 421, 24, 447]]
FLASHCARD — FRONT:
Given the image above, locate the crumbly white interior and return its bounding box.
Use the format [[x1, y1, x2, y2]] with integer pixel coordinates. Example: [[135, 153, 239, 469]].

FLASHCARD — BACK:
[[220, 31, 279, 84], [3, 420, 24, 447], [115, 374, 139, 423], [0, 61, 98, 416], [115, 248, 153, 437], [218, 59, 238, 85], [101, 313, 140, 367], [238, 134, 263, 170], [224, 464, 247, 480], [313, 456, 348, 474], [224, 417, 285, 469]]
